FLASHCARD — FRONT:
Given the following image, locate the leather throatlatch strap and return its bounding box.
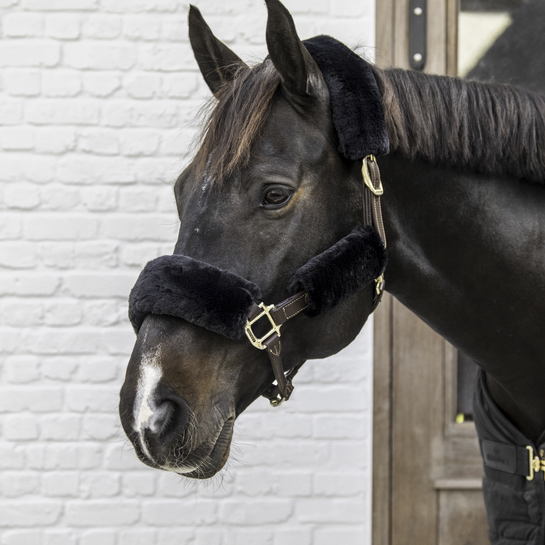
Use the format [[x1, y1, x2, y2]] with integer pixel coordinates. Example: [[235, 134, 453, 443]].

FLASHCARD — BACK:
[[247, 292, 309, 406], [362, 155, 387, 312]]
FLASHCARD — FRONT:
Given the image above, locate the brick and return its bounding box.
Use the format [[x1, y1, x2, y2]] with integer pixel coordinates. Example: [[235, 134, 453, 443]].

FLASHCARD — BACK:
[[82, 72, 120, 97], [0, 329, 24, 353], [43, 71, 82, 97], [41, 357, 78, 381], [330, 440, 370, 469], [82, 15, 122, 39], [67, 386, 117, 412], [0, 387, 63, 412], [0, 242, 37, 268], [81, 414, 119, 440], [57, 155, 135, 184], [42, 472, 79, 497], [35, 128, 76, 154], [232, 529, 274, 545], [139, 43, 194, 71], [43, 530, 77, 545], [0, 128, 34, 151], [45, 15, 81, 39], [65, 501, 140, 526], [78, 129, 119, 155], [119, 128, 160, 156], [119, 243, 162, 267], [103, 0, 153, 12], [0, 42, 60, 68], [80, 530, 117, 545], [41, 414, 81, 440], [0, 472, 40, 497], [44, 301, 82, 326], [64, 272, 135, 298], [119, 529, 157, 545], [104, 101, 180, 128], [3, 13, 44, 38], [80, 186, 118, 211], [3, 414, 39, 440], [122, 472, 156, 497], [291, 385, 370, 413], [39, 243, 74, 269], [314, 527, 368, 545], [0, 154, 55, 183], [24, 216, 98, 241], [1, 531, 41, 545], [25, 330, 99, 355], [26, 100, 100, 125], [75, 241, 118, 268], [156, 473, 192, 498], [296, 499, 366, 524], [194, 530, 224, 545], [157, 530, 195, 545], [4, 355, 40, 383], [124, 73, 162, 99], [163, 72, 199, 99], [134, 157, 181, 183], [313, 415, 367, 439], [101, 329, 135, 356], [2, 300, 42, 326], [0, 501, 62, 526], [161, 20, 186, 42], [77, 355, 120, 383], [65, 43, 136, 70], [0, 99, 24, 124], [118, 185, 160, 214], [276, 471, 313, 497], [27, 444, 102, 470], [0, 444, 25, 469], [104, 443, 145, 471], [219, 499, 292, 525], [0, 216, 21, 239], [124, 16, 162, 41], [314, 472, 365, 496], [4, 182, 40, 208], [4, 69, 41, 96], [101, 215, 177, 241], [23, 0, 98, 9], [83, 303, 122, 327], [10, 274, 60, 296], [273, 528, 312, 545], [142, 500, 217, 526]]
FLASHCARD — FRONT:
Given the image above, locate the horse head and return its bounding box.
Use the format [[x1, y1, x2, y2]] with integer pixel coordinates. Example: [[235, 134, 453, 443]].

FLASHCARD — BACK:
[[119, 0, 387, 479]]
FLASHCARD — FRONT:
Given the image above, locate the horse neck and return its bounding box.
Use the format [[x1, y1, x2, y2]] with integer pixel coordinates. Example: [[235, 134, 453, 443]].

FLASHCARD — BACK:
[[379, 152, 545, 439]]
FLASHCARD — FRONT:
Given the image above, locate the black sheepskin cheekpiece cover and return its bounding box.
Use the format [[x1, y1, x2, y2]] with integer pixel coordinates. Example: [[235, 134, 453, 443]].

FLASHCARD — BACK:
[[289, 225, 387, 317], [129, 255, 262, 339], [303, 35, 389, 160]]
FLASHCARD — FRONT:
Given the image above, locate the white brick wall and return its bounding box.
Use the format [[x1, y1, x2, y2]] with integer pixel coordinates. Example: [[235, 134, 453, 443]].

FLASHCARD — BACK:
[[0, 0, 376, 543]]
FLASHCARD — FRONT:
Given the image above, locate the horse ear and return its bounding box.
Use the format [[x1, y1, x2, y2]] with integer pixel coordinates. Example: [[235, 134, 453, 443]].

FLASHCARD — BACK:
[[188, 5, 247, 96], [265, 0, 322, 100]]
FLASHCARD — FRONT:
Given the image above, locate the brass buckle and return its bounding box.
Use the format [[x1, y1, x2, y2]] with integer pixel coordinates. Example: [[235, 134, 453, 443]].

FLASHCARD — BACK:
[[375, 274, 385, 295], [244, 303, 281, 350], [526, 446, 545, 481], [362, 155, 384, 196]]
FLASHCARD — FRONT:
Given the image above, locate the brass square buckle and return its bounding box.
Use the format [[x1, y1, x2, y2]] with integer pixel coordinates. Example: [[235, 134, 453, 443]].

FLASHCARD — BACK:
[[244, 303, 281, 350], [526, 446, 545, 481]]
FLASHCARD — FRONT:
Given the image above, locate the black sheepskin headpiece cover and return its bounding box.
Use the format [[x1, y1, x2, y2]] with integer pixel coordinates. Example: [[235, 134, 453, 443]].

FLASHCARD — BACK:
[[128, 225, 387, 338], [303, 35, 389, 160]]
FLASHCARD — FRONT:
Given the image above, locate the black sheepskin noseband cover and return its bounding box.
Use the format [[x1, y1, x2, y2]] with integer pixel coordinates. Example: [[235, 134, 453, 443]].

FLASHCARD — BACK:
[[288, 225, 387, 317], [303, 35, 389, 160], [128, 255, 262, 339]]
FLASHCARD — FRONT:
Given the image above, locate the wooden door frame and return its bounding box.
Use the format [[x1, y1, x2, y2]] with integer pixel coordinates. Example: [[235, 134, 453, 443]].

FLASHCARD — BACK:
[[372, 2, 467, 543]]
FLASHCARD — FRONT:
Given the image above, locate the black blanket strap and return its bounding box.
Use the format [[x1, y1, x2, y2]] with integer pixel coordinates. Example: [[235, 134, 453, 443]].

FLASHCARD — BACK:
[[480, 439, 543, 480], [246, 291, 309, 406]]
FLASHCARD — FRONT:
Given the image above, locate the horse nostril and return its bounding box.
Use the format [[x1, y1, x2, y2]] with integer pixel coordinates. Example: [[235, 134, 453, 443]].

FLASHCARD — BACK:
[[143, 392, 190, 446], [148, 400, 175, 438]]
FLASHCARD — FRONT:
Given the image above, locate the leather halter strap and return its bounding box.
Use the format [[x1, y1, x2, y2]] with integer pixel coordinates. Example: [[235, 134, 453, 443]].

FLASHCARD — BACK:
[[248, 155, 387, 406]]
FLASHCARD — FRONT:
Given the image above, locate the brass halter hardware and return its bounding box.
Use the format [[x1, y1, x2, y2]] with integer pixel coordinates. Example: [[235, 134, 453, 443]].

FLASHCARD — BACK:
[[526, 446, 545, 481], [362, 155, 384, 196], [244, 303, 281, 350]]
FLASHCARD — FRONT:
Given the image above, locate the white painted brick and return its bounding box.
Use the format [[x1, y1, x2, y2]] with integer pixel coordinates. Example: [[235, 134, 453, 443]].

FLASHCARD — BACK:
[[0, 154, 55, 183], [82, 72, 121, 97], [104, 443, 145, 471], [65, 43, 136, 71], [80, 186, 118, 211], [25, 330, 99, 355], [42, 72, 82, 98], [66, 386, 116, 412], [63, 272, 134, 298], [44, 301, 82, 326], [219, 499, 292, 525], [4, 69, 41, 96], [3, 13, 44, 38], [233, 529, 274, 545], [40, 415, 81, 440], [119, 529, 157, 545], [42, 472, 79, 497], [0, 216, 21, 239], [82, 15, 122, 39], [35, 128, 76, 154], [74, 241, 118, 268], [41, 357, 78, 382], [0, 444, 25, 469], [296, 499, 365, 524], [314, 472, 366, 497], [100, 215, 177, 241], [39, 243, 74, 269], [163, 72, 199, 99], [43, 530, 77, 545], [57, 155, 135, 184], [0, 42, 60, 68], [276, 471, 313, 497], [139, 43, 194, 72], [100, 329, 136, 355], [194, 530, 224, 545], [23, 0, 98, 9], [119, 186, 158, 210], [1, 530, 41, 545], [102, 0, 154, 13], [0, 387, 63, 412], [83, 302, 122, 327], [0, 129, 35, 151], [274, 528, 312, 545], [314, 527, 368, 545], [24, 215, 98, 240], [4, 355, 40, 383], [78, 128, 119, 155], [80, 530, 117, 545], [159, 530, 196, 545], [8, 274, 60, 296], [45, 15, 81, 40], [65, 501, 140, 526], [123, 16, 162, 41], [122, 472, 156, 497], [26, 100, 100, 125], [80, 471, 119, 498], [313, 415, 367, 439], [3, 414, 39, 440], [0, 472, 40, 497], [161, 20, 186, 42], [0, 184, 37, 214], [81, 414, 119, 440], [0, 329, 24, 353], [0, 242, 38, 268], [119, 243, 162, 267], [124, 73, 162, 99], [0, 99, 24, 124], [143, 499, 216, 526]]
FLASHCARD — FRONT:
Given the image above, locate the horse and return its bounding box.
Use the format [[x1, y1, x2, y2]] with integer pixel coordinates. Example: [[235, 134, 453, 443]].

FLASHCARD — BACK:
[[119, 0, 545, 541]]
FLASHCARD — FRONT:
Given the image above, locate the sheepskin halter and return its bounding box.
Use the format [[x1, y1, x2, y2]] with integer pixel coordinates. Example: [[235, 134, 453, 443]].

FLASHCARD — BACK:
[[129, 36, 389, 406]]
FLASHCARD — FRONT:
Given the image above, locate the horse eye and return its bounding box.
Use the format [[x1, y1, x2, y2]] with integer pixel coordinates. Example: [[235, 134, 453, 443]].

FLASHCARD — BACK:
[[262, 187, 292, 208]]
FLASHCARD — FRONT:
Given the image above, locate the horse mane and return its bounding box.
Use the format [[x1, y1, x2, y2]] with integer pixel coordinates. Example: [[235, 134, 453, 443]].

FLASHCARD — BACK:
[[194, 60, 280, 183], [371, 66, 545, 183]]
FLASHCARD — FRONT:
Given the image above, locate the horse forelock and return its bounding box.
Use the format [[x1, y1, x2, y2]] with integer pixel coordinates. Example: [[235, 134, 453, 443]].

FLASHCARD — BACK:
[[193, 60, 281, 186], [372, 65, 545, 183]]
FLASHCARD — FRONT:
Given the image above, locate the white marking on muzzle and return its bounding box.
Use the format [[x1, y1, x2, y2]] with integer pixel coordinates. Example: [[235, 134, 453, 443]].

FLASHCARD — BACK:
[[133, 348, 163, 460]]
